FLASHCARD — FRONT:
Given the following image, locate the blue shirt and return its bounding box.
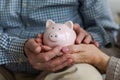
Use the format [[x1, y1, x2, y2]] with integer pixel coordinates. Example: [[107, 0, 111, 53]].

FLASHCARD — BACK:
[[0, 0, 119, 73]]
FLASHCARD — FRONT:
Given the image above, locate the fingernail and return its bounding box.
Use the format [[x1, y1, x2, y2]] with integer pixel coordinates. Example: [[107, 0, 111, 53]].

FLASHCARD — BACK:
[[62, 47, 69, 53]]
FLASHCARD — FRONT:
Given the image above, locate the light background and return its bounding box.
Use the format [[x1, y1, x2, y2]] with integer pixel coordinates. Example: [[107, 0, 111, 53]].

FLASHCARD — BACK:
[[108, 0, 120, 24], [108, 0, 120, 13]]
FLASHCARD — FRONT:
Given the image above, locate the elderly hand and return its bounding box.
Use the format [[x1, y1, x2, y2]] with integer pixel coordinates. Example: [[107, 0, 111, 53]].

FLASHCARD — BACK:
[[73, 24, 99, 47], [24, 34, 72, 71], [62, 44, 110, 72]]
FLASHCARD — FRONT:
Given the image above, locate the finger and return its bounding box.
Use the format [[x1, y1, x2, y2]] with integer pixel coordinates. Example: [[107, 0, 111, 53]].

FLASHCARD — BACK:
[[76, 32, 86, 44], [52, 59, 73, 71], [41, 45, 52, 51], [25, 48, 39, 65], [24, 46, 34, 58], [35, 38, 42, 44], [73, 23, 87, 44], [62, 44, 87, 54], [48, 54, 71, 68], [73, 23, 81, 34], [83, 35, 92, 44], [94, 41, 99, 47], [37, 46, 63, 62], [50, 54, 70, 67], [36, 33, 43, 43], [29, 43, 41, 54], [33, 54, 72, 71], [33, 58, 72, 71], [91, 41, 99, 47], [26, 39, 41, 54], [37, 34, 42, 38], [34, 46, 42, 54], [36, 34, 43, 44]]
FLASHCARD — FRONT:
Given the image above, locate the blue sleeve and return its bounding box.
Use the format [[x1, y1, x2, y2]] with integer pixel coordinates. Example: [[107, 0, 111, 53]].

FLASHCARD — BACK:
[[79, 0, 119, 47], [0, 31, 28, 64]]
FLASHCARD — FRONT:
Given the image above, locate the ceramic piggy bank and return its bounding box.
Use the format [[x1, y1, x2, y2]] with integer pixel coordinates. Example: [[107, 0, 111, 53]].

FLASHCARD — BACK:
[[43, 19, 76, 48]]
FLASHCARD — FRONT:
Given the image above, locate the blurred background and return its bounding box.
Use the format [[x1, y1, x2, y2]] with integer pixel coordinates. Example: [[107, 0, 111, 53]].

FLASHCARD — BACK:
[[108, 0, 120, 25]]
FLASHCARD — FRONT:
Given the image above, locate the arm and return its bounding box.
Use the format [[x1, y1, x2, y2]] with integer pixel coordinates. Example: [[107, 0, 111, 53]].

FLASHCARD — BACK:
[[62, 44, 110, 72], [79, 0, 119, 47], [62, 44, 120, 80]]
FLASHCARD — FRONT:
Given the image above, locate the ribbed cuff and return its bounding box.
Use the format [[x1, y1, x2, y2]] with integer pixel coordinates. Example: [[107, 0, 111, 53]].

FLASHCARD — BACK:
[[106, 56, 120, 80]]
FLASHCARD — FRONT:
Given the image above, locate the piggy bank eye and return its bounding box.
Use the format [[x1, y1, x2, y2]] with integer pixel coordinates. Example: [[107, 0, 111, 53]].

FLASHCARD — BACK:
[[59, 28, 61, 30]]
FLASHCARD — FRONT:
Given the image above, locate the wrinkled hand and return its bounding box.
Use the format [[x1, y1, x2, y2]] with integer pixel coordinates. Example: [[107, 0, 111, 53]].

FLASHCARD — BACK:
[[73, 24, 99, 47], [24, 34, 72, 71], [62, 44, 110, 72]]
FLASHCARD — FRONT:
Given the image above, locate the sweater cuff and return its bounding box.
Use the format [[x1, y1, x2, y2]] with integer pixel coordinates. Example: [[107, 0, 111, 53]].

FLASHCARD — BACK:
[[106, 56, 120, 80]]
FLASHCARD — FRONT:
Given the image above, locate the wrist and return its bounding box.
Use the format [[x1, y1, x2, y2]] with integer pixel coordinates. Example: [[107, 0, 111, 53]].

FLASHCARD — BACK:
[[94, 51, 110, 72], [99, 54, 110, 72]]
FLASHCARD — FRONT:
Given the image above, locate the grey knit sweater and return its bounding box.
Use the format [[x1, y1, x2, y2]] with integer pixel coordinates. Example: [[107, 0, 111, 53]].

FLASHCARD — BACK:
[[106, 57, 120, 80]]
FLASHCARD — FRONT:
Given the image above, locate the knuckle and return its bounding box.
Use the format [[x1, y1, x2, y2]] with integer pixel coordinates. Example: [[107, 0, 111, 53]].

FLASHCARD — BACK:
[[25, 38, 35, 49], [33, 46, 41, 54]]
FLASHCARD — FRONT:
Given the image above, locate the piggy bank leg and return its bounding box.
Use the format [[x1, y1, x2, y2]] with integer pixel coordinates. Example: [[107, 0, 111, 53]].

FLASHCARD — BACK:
[[43, 64, 103, 80]]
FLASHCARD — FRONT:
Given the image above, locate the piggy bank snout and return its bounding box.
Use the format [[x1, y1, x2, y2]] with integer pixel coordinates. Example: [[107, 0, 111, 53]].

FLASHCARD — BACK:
[[49, 32, 59, 42]]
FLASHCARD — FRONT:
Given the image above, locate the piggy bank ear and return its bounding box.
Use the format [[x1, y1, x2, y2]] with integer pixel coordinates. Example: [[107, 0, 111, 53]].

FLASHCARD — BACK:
[[46, 19, 55, 28], [65, 21, 73, 29]]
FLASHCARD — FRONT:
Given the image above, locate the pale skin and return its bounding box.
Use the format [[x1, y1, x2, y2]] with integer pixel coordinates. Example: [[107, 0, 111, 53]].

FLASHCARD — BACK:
[[24, 23, 98, 72], [62, 44, 110, 72]]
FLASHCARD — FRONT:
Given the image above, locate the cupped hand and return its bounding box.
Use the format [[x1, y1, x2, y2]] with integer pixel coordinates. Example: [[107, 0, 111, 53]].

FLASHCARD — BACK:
[[73, 24, 99, 47], [24, 34, 72, 71]]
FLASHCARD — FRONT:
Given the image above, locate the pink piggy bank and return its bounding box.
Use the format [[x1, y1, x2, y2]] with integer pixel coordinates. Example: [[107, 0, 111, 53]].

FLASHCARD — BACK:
[[43, 19, 76, 47], [37, 20, 103, 80]]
